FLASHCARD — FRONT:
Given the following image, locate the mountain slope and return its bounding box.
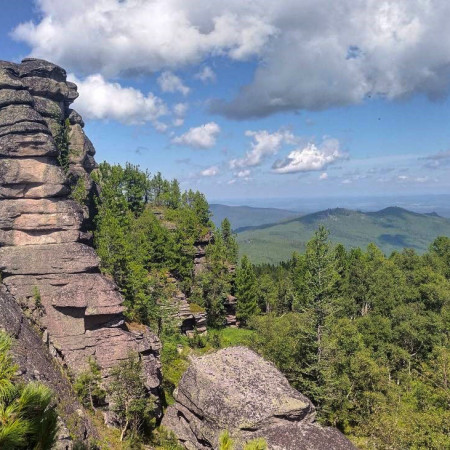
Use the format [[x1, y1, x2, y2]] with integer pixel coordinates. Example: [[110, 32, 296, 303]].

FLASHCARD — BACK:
[[237, 206, 450, 264], [210, 203, 299, 230]]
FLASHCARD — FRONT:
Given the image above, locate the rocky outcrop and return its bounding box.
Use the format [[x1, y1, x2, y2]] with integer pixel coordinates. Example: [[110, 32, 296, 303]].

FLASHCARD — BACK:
[[0, 59, 162, 418], [0, 285, 95, 447], [162, 347, 356, 450]]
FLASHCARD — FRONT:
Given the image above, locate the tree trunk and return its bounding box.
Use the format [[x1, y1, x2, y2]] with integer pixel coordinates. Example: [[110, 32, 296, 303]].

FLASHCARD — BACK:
[[120, 419, 129, 442]]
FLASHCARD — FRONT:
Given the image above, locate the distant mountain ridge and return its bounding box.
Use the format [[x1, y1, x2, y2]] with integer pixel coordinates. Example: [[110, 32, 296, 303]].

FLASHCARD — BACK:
[[235, 206, 450, 264], [210, 203, 299, 230]]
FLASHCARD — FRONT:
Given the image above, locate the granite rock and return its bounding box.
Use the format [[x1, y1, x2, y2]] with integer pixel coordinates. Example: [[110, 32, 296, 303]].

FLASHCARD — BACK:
[[162, 347, 356, 450]]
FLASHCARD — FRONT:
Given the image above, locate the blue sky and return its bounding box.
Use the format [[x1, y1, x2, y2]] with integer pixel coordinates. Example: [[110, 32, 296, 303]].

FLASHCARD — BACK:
[[2, 0, 450, 202]]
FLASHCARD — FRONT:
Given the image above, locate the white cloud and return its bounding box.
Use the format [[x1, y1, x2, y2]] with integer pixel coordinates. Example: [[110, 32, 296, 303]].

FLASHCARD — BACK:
[[173, 103, 188, 117], [13, 0, 275, 77], [200, 165, 219, 177], [195, 66, 216, 83], [230, 129, 295, 169], [172, 102, 188, 127], [157, 71, 190, 96], [319, 172, 328, 180], [237, 169, 251, 178], [272, 138, 343, 174], [172, 122, 220, 149], [15, 1, 450, 119], [69, 74, 167, 126]]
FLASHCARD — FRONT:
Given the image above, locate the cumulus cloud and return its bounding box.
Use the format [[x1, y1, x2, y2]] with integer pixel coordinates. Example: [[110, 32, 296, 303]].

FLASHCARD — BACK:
[[230, 129, 295, 169], [319, 172, 328, 180], [172, 122, 220, 149], [69, 74, 167, 125], [13, 0, 275, 77], [157, 71, 190, 96], [195, 66, 216, 83], [272, 138, 343, 174], [14, 1, 450, 119], [200, 165, 219, 176]]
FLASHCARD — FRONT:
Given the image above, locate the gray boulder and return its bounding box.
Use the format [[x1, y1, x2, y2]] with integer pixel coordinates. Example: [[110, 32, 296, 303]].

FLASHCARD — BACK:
[[162, 347, 356, 450]]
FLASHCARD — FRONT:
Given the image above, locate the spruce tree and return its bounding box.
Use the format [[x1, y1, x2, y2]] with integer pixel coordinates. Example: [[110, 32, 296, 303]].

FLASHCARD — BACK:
[[236, 255, 259, 325]]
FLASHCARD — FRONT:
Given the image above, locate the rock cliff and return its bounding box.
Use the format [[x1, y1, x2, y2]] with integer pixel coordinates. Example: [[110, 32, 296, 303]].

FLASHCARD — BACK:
[[162, 347, 356, 450], [0, 59, 161, 415]]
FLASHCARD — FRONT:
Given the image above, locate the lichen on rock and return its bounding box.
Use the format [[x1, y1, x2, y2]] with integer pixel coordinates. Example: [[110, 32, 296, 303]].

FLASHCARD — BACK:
[[162, 347, 356, 449]]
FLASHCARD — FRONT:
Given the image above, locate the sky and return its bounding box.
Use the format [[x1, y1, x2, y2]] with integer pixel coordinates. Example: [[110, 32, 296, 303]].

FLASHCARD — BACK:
[[1, 0, 450, 202]]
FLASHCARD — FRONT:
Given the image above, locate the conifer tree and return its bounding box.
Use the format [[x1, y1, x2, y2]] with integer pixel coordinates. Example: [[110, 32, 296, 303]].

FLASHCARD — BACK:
[[236, 255, 259, 325], [221, 218, 238, 264]]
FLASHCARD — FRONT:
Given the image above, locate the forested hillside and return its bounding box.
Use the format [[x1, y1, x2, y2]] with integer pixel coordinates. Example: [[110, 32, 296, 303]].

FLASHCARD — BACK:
[[237, 207, 450, 263], [89, 163, 449, 449]]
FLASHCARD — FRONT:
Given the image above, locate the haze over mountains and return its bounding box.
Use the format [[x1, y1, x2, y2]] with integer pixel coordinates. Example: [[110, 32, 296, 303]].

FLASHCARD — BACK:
[[210, 204, 299, 230], [211, 203, 450, 264]]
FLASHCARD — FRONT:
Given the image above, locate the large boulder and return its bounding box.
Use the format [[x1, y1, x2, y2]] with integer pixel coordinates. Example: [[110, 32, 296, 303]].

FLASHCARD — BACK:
[[162, 347, 356, 450]]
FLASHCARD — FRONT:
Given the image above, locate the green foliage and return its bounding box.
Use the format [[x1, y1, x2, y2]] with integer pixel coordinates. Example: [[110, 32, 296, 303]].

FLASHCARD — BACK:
[[218, 430, 234, 450], [0, 332, 58, 449], [160, 334, 190, 404], [236, 255, 259, 325], [74, 358, 106, 410], [248, 233, 450, 448], [70, 176, 88, 205], [93, 162, 215, 330], [55, 118, 71, 173], [218, 431, 267, 450], [108, 353, 156, 442], [151, 426, 184, 449], [244, 438, 267, 450], [91, 159, 449, 447], [32, 286, 42, 309]]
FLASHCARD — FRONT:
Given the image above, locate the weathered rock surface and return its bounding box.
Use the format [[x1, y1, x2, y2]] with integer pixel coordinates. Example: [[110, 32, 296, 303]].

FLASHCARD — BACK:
[[0, 58, 163, 433], [0, 89, 34, 108], [162, 347, 356, 450], [0, 132, 57, 157], [0, 285, 95, 446], [0, 157, 66, 185]]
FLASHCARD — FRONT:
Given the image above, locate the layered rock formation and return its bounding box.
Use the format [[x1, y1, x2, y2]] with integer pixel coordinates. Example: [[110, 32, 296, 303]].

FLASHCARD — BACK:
[[0, 285, 94, 447], [0, 59, 161, 408], [162, 347, 355, 450]]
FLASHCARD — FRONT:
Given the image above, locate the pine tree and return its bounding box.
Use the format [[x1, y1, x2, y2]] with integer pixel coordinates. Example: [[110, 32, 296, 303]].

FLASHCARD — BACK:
[[236, 255, 259, 325], [0, 332, 58, 448]]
